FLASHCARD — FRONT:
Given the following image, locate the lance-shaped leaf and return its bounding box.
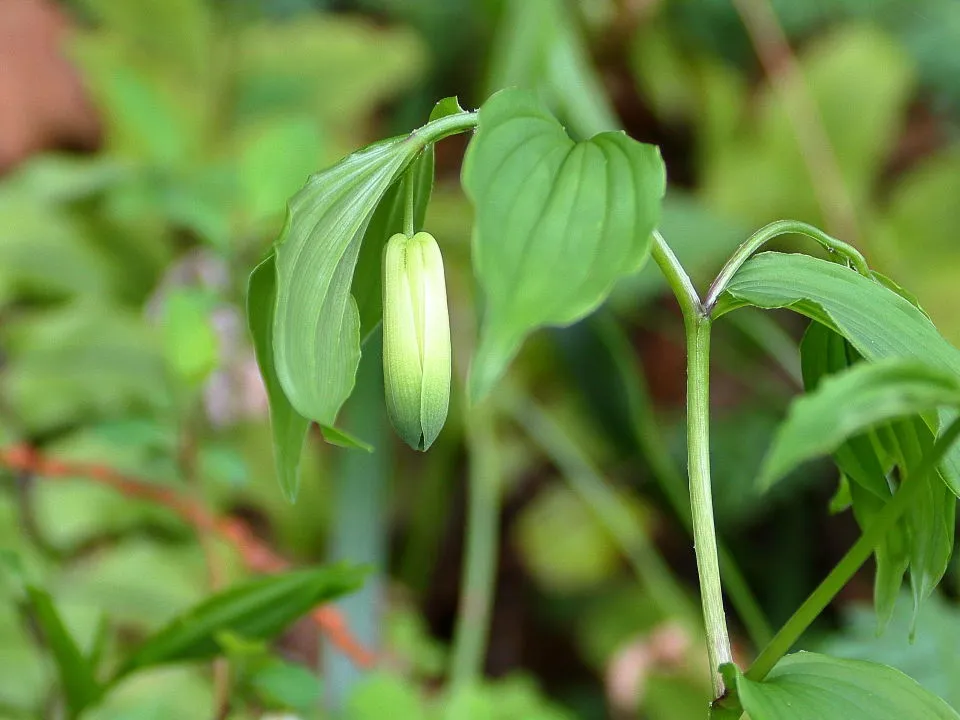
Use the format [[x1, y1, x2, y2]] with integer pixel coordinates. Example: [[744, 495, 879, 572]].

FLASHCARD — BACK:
[[272, 136, 421, 427], [800, 323, 912, 628], [759, 359, 960, 489], [117, 565, 365, 676], [26, 586, 102, 718], [715, 251, 960, 494], [719, 653, 959, 720], [462, 88, 665, 402], [764, 311, 957, 629], [247, 254, 311, 502]]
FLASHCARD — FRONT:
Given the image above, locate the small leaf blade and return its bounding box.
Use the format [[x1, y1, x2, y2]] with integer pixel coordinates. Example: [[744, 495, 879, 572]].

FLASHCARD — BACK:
[[759, 359, 960, 489], [117, 565, 365, 676], [247, 254, 311, 502], [26, 586, 102, 717]]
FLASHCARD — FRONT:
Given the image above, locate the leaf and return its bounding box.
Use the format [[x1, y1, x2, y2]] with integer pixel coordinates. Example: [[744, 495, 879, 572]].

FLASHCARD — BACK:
[[117, 565, 365, 676], [798, 322, 954, 630], [25, 586, 102, 718], [759, 359, 960, 489], [247, 254, 311, 502], [320, 424, 374, 452], [2, 303, 170, 434], [715, 251, 960, 494], [889, 418, 956, 626], [271, 135, 421, 427], [463, 88, 666, 401], [720, 652, 959, 719]]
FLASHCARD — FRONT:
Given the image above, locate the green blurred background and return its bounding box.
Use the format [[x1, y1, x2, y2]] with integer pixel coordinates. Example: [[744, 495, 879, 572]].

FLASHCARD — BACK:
[[1, 0, 959, 717]]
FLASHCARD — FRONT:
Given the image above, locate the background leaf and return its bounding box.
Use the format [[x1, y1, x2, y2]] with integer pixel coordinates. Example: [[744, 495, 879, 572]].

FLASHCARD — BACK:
[[463, 88, 666, 401], [25, 586, 102, 718], [822, 593, 960, 711], [118, 565, 364, 676]]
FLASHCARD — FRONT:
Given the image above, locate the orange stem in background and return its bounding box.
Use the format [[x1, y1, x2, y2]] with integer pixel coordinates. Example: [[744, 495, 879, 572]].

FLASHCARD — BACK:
[[0, 444, 376, 669]]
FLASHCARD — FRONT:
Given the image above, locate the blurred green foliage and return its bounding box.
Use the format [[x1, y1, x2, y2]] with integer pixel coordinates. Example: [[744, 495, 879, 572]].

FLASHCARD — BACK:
[[1, 0, 959, 717]]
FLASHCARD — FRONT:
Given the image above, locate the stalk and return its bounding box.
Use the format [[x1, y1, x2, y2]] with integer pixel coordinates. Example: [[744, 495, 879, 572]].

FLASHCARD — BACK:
[[447, 402, 500, 697], [651, 231, 733, 697]]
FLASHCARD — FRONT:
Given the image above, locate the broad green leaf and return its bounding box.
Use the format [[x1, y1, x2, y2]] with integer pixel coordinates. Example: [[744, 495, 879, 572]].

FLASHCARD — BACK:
[[26, 586, 102, 718], [118, 565, 364, 676], [247, 254, 310, 502], [272, 136, 420, 427], [715, 251, 960, 494], [759, 359, 960, 489], [720, 652, 959, 720], [463, 88, 666, 401]]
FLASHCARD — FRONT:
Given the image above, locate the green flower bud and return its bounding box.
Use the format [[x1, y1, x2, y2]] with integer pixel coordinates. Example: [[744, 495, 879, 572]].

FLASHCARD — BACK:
[[382, 231, 451, 450]]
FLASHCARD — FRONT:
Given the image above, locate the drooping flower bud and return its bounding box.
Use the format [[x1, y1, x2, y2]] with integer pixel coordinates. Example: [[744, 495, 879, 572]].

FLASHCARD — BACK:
[[382, 231, 451, 450]]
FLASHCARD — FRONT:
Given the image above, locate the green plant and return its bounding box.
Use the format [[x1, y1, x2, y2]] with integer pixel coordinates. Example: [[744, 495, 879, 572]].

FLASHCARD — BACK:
[[249, 85, 960, 719]]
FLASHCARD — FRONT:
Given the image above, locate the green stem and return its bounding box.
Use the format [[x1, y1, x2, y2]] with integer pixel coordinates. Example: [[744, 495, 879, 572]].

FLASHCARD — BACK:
[[747, 417, 960, 681], [687, 316, 732, 698], [509, 394, 696, 621], [448, 403, 500, 696], [651, 230, 702, 317], [704, 219, 870, 313], [596, 316, 773, 647], [409, 111, 478, 149], [651, 230, 732, 698]]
